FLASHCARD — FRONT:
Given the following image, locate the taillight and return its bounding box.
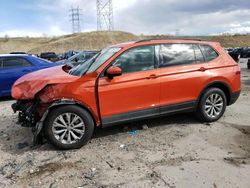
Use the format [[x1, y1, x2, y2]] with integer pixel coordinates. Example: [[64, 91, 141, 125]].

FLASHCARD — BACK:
[[235, 65, 241, 75]]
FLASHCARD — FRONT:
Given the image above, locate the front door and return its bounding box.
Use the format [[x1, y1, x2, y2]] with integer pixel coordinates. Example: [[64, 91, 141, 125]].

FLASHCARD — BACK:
[[98, 45, 161, 126]]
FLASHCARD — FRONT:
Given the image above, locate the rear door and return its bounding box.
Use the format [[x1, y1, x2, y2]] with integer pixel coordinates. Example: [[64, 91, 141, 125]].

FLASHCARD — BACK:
[[0, 57, 34, 96], [158, 43, 211, 113], [98, 45, 161, 125]]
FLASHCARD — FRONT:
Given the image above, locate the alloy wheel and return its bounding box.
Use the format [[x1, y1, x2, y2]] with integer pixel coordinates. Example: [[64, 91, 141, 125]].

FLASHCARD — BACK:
[[204, 93, 224, 118], [52, 113, 85, 144]]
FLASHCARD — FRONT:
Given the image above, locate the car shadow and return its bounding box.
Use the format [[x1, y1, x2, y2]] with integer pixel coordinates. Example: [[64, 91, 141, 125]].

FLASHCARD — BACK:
[[92, 112, 200, 139], [1, 112, 201, 155], [0, 96, 14, 101]]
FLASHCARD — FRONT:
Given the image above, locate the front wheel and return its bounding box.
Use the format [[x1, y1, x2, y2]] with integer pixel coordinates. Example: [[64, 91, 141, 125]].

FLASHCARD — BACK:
[[44, 105, 94, 150], [196, 88, 227, 122]]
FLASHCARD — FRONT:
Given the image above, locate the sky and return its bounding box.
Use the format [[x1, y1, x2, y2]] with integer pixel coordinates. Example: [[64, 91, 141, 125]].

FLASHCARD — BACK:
[[0, 0, 250, 37]]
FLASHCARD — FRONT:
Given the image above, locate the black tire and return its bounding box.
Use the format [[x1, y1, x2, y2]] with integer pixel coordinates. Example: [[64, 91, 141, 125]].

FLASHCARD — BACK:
[[196, 87, 227, 122], [44, 105, 94, 150]]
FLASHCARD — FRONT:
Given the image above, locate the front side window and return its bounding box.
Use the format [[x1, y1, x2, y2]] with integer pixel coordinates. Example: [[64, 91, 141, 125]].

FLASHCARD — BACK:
[[159, 44, 195, 68], [2, 57, 31, 68], [199, 45, 218, 62], [113, 45, 155, 74]]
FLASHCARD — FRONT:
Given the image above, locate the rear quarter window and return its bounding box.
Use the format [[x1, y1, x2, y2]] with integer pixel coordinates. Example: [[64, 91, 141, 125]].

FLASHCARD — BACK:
[[199, 45, 218, 62], [193, 44, 205, 63]]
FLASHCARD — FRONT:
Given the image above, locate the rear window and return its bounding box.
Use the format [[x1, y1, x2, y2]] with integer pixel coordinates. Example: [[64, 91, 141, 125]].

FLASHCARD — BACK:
[[199, 45, 218, 62]]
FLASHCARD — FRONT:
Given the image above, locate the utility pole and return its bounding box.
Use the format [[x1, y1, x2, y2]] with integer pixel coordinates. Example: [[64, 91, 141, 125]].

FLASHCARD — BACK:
[[96, 0, 114, 31], [69, 7, 82, 33]]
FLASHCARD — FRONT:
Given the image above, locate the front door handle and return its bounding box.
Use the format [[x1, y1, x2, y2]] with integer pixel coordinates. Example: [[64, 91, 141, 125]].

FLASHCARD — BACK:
[[198, 67, 207, 72], [146, 74, 158, 79]]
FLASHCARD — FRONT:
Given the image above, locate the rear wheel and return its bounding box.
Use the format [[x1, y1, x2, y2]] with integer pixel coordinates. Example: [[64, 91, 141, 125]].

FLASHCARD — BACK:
[[196, 88, 227, 122], [44, 105, 94, 150]]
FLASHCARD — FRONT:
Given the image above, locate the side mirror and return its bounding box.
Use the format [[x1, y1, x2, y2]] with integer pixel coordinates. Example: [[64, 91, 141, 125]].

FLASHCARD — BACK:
[[106, 66, 122, 79]]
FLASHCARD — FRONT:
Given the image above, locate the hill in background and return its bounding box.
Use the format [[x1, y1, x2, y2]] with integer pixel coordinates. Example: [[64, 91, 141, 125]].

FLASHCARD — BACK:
[[0, 31, 250, 54]]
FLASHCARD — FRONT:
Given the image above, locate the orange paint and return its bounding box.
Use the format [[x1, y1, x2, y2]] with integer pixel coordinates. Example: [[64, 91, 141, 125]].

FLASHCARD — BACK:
[[12, 40, 241, 127]]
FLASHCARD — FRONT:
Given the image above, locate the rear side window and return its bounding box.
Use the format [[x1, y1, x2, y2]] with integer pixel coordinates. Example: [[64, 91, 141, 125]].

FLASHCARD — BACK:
[[113, 45, 155, 74], [199, 45, 218, 61], [159, 44, 195, 68], [193, 44, 205, 63], [2, 57, 31, 68]]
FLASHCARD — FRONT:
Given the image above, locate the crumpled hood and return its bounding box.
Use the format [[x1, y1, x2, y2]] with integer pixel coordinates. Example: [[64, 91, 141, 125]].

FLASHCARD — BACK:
[[12, 65, 80, 99]]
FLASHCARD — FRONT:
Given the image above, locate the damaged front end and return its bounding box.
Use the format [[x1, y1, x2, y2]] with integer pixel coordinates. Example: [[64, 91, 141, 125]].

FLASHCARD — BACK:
[[11, 65, 81, 144], [12, 100, 39, 127], [11, 98, 49, 144]]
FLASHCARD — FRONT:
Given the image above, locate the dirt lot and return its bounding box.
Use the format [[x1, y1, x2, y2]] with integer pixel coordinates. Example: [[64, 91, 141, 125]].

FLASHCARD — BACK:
[[0, 61, 249, 188]]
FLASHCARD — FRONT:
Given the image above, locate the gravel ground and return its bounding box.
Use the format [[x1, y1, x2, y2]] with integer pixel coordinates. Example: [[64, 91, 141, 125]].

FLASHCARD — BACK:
[[0, 61, 249, 188]]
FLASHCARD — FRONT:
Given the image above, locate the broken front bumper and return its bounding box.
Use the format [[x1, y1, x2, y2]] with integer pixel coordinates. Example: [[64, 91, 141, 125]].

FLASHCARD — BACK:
[[12, 100, 47, 144], [12, 100, 39, 127]]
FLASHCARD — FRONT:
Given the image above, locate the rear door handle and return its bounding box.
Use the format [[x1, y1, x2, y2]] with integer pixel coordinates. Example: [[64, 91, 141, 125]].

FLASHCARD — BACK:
[[146, 74, 158, 79], [198, 67, 207, 72]]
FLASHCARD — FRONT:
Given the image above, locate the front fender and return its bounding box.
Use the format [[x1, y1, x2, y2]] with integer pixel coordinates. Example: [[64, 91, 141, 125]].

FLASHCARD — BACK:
[[34, 98, 99, 140]]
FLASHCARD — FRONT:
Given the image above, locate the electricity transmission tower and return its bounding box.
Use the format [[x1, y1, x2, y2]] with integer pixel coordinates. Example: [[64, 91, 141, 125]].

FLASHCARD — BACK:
[[69, 7, 82, 33], [96, 0, 114, 31]]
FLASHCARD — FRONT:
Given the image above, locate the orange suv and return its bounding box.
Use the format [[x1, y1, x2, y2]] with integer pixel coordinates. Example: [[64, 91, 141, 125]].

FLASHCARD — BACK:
[[11, 39, 241, 149]]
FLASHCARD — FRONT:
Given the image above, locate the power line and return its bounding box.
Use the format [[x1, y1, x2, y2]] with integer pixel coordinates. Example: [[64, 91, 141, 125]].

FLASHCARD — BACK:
[[69, 7, 82, 33], [96, 0, 114, 31]]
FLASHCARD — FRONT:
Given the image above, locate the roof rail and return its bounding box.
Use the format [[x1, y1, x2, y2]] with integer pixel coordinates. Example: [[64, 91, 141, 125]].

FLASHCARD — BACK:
[[135, 38, 204, 43]]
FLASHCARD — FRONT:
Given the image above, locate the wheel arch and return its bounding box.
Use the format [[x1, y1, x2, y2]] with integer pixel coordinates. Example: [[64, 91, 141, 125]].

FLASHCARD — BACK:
[[46, 99, 98, 126], [198, 81, 232, 105]]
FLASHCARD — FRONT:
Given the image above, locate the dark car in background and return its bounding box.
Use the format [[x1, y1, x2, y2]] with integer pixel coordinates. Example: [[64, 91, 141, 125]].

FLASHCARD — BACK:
[[0, 54, 59, 97], [241, 48, 250, 58], [62, 50, 80, 59], [40, 52, 59, 62], [57, 51, 98, 67], [9, 52, 27, 54], [228, 48, 243, 62]]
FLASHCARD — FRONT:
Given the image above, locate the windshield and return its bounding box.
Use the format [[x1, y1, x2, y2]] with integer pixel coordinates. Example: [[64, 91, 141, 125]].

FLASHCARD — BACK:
[[69, 47, 121, 76]]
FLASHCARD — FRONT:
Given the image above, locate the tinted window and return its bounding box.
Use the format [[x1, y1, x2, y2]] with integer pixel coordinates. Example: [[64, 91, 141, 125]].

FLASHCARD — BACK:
[[193, 44, 205, 63], [113, 45, 155, 74], [199, 45, 218, 61], [3, 58, 20, 68], [2, 57, 31, 68], [159, 44, 195, 67]]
